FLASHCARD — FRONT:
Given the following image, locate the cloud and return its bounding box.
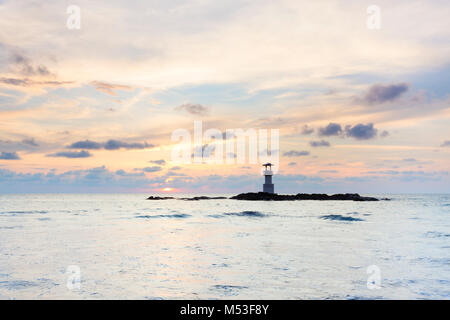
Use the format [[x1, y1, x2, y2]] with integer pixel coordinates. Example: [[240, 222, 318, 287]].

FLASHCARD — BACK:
[[67, 139, 154, 150], [310, 140, 331, 147], [104, 139, 154, 150], [0, 166, 154, 192], [380, 130, 390, 137], [115, 169, 145, 177], [360, 83, 409, 105], [0, 77, 73, 87], [318, 123, 342, 136], [136, 166, 162, 173], [301, 124, 314, 135], [11, 53, 53, 77], [21, 138, 38, 147], [441, 140, 450, 147], [319, 170, 338, 173], [283, 150, 310, 157], [149, 159, 166, 165], [47, 150, 92, 158], [192, 144, 215, 158], [0, 166, 448, 193], [90, 81, 133, 96], [0, 151, 21, 160], [345, 123, 378, 140], [176, 103, 209, 115], [68, 140, 103, 150], [288, 162, 297, 166], [0, 139, 41, 152]]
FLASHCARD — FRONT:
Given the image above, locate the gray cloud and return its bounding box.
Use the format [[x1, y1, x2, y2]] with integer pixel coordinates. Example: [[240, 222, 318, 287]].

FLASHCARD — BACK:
[[47, 150, 92, 158], [22, 138, 38, 147], [68, 139, 154, 151], [149, 159, 166, 165], [318, 123, 342, 136], [345, 123, 377, 140], [139, 166, 162, 173], [310, 140, 331, 147], [361, 83, 409, 105], [0, 151, 21, 160], [0, 166, 153, 193], [0, 77, 30, 86], [288, 162, 297, 166], [115, 169, 145, 177], [68, 140, 103, 150], [104, 139, 153, 150], [0, 77, 73, 87], [319, 170, 338, 173], [192, 144, 215, 158], [283, 150, 310, 157], [301, 124, 314, 135], [176, 103, 209, 115], [12, 53, 52, 77], [441, 140, 450, 147], [380, 130, 390, 137], [0, 138, 41, 152]]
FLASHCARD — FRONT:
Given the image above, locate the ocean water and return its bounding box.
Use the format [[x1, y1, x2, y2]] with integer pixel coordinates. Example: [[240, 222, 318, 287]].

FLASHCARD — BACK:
[[0, 193, 449, 300]]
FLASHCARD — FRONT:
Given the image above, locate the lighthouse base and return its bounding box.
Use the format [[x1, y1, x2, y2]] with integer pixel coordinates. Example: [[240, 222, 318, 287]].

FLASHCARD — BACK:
[[263, 183, 274, 194]]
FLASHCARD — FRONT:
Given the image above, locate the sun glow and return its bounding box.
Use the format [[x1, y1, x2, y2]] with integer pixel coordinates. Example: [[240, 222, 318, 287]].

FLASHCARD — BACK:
[[162, 187, 174, 192]]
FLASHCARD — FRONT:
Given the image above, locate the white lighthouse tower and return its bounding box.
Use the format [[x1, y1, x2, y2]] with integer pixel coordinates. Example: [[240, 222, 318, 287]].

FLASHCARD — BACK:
[[262, 163, 275, 194]]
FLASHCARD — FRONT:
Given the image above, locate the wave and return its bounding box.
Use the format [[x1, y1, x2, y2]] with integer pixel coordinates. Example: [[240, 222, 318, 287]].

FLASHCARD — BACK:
[[212, 284, 248, 290], [211, 284, 249, 295], [0, 280, 38, 290], [1, 210, 48, 215], [425, 231, 450, 238], [207, 214, 225, 219], [320, 214, 364, 222], [223, 211, 267, 218], [0, 210, 48, 217], [136, 213, 191, 219]]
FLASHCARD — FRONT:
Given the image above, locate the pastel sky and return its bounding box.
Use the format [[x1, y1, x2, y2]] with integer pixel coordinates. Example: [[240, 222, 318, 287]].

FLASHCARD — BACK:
[[0, 0, 449, 193]]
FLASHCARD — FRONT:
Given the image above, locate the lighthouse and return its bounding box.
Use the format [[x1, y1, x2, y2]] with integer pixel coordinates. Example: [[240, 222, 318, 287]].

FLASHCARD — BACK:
[[262, 163, 275, 194]]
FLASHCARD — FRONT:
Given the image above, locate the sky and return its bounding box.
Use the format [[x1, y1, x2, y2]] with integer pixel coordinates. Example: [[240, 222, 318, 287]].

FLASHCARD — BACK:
[[0, 0, 449, 193]]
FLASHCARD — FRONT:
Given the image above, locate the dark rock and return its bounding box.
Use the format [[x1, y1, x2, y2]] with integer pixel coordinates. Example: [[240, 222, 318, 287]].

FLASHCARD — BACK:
[[179, 196, 228, 201], [147, 193, 384, 201], [146, 196, 174, 200], [230, 192, 380, 201], [146, 195, 227, 201]]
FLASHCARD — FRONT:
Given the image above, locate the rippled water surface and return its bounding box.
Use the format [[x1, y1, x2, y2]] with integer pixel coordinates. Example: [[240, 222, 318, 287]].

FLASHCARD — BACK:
[[0, 194, 449, 299]]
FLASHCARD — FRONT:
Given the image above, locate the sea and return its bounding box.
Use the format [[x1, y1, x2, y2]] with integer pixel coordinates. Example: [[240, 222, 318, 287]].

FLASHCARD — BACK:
[[0, 193, 449, 299]]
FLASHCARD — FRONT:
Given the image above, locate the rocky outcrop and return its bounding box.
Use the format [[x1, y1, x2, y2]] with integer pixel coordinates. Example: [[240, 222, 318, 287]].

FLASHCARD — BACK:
[[147, 192, 382, 201], [146, 196, 174, 200], [230, 192, 380, 201], [146, 196, 226, 200], [179, 196, 227, 201]]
